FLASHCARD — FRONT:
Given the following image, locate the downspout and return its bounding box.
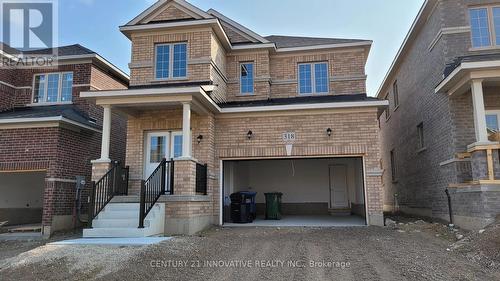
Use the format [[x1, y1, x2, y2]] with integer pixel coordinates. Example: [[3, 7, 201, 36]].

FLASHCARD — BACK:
[[445, 189, 453, 226]]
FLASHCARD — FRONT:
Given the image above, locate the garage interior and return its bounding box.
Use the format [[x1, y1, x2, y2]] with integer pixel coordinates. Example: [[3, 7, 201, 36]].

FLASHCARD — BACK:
[[223, 157, 367, 227], [0, 171, 45, 230]]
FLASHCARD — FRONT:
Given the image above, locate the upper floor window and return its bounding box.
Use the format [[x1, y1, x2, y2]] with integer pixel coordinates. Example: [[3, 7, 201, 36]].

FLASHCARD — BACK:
[[155, 43, 187, 79], [240, 62, 254, 94], [298, 62, 329, 95], [393, 81, 399, 109], [469, 7, 500, 48], [33, 72, 73, 104]]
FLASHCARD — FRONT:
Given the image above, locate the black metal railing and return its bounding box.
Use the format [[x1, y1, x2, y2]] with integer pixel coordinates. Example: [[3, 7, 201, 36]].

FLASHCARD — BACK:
[[139, 158, 174, 228], [88, 161, 129, 228], [195, 162, 208, 195]]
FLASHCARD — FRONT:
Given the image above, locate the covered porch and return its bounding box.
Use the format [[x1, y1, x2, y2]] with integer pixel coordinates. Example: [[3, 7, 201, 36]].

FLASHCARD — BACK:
[[436, 57, 500, 229], [80, 85, 217, 236], [436, 58, 500, 186]]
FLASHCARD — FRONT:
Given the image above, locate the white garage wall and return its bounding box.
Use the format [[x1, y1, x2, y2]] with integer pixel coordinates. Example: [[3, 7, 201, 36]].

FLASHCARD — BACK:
[[224, 158, 364, 205], [0, 172, 45, 208]]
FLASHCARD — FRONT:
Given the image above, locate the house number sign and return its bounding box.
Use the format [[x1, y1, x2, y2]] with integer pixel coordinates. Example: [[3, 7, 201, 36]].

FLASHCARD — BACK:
[[282, 132, 296, 143]]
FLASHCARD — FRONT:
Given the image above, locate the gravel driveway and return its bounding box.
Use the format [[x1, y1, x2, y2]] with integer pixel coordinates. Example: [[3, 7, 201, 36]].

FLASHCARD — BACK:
[[1, 226, 498, 281]]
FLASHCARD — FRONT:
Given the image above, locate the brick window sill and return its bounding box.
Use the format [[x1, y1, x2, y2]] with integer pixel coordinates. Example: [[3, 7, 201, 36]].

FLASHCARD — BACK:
[[417, 147, 427, 154]]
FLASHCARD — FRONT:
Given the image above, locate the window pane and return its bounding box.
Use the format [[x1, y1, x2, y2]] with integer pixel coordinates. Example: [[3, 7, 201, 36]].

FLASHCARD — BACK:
[[156, 45, 170, 79], [61, 73, 73, 102], [33, 75, 46, 103], [240, 63, 254, 94], [493, 8, 500, 45], [470, 8, 491, 48], [299, 64, 312, 94], [486, 114, 499, 131], [173, 135, 183, 158], [314, 63, 328, 93], [173, 43, 187, 78], [46, 74, 60, 102], [150, 136, 167, 163]]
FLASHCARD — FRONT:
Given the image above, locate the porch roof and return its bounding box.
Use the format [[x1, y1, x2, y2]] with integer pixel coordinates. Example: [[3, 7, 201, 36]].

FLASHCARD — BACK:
[[81, 85, 388, 115], [0, 105, 101, 132], [435, 55, 500, 96]]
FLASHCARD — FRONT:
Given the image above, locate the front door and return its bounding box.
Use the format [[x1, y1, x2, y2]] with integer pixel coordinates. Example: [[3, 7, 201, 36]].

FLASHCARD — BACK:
[[145, 132, 170, 180], [329, 165, 349, 209], [144, 131, 184, 180]]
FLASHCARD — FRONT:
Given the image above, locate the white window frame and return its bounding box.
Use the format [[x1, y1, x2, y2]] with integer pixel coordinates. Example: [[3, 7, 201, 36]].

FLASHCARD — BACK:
[[469, 5, 500, 50], [239, 62, 255, 95], [154, 42, 188, 80], [297, 62, 329, 95], [31, 72, 73, 105], [486, 109, 500, 131]]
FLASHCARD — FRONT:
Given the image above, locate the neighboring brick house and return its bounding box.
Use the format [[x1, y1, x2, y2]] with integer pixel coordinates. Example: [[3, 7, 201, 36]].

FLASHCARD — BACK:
[[82, 0, 387, 237], [378, 0, 500, 230], [0, 44, 129, 237]]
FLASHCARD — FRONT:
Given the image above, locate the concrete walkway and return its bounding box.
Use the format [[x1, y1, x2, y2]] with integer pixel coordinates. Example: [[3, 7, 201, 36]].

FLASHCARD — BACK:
[[48, 237, 172, 246]]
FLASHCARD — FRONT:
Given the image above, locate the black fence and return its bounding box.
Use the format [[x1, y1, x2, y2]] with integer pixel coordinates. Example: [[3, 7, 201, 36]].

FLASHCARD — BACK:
[[139, 158, 174, 228], [88, 162, 129, 228], [195, 163, 208, 195]]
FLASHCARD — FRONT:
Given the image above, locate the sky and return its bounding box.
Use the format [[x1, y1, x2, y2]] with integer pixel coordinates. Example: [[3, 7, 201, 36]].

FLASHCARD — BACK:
[[59, 0, 425, 96]]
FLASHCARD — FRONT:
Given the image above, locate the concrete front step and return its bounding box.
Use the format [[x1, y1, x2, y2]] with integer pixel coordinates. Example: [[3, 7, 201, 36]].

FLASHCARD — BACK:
[[83, 202, 165, 238], [111, 196, 140, 203], [92, 218, 149, 228], [83, 227, 155, 238]]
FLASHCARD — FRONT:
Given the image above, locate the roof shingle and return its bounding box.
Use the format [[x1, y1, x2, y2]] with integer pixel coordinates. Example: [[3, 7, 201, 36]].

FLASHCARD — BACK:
[[265, 35, 369, 48]]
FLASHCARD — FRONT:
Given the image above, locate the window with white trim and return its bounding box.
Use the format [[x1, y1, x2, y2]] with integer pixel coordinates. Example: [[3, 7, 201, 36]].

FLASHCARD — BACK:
[[469, 6, 500, 48], [298, 62, 329, 95], [33, 72, 73, 104], [240, 62, 254, 94], [486, 110, 500, 132], [155, 43, 187, 79]]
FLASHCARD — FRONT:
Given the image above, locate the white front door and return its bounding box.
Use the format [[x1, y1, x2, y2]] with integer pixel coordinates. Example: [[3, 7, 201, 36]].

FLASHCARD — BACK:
[[329, 165, 349, 209], [144, 131, 184, 179]]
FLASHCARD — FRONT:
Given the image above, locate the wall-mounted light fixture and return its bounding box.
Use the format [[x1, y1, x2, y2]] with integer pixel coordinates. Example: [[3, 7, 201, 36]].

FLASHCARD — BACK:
[[247, 130, 253, 140], [326, 128, 332, 137], [197, 135, 203, 144]]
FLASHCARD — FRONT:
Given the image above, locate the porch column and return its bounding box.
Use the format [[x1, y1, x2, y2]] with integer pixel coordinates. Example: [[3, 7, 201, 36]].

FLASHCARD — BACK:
[[100, 104, 112, 161], [471, 79, 489, 144], [182, 102, 192, 158]]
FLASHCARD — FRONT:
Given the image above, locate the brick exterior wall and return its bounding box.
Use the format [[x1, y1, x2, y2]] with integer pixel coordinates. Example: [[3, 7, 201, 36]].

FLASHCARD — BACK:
[[379, 0, 500, 229], [100, 1, 383, 233], [122, 107, 383, 226], [0, 60, 128, 236], [129, 10, 369, 104]]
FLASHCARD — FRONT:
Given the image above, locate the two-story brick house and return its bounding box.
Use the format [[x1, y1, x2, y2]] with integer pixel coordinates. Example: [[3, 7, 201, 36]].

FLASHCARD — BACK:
[[0, 44, 129, 237], [379, 0, 500, 230], [82, 0, 388, 237]]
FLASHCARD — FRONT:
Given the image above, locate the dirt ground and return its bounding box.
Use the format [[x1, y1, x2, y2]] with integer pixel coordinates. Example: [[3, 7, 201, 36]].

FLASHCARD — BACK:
[[1, 223, 499, 281]]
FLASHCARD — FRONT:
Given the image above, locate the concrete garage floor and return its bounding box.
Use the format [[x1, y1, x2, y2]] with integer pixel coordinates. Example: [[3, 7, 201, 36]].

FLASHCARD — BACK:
[[224, 215, 366, 227]]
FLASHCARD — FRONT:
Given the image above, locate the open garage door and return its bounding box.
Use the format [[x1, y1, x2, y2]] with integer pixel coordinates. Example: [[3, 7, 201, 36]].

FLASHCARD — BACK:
[[0, 171, 45, 226], [222, 157, 367, 227]]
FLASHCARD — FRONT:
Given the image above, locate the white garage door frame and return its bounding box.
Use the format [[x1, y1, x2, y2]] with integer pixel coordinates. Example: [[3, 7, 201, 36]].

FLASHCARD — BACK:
[[218, 154, 369, 226]]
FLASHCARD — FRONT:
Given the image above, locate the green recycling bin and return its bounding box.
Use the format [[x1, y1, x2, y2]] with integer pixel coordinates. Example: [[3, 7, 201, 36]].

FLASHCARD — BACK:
[[264, 192, 283, 220]]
